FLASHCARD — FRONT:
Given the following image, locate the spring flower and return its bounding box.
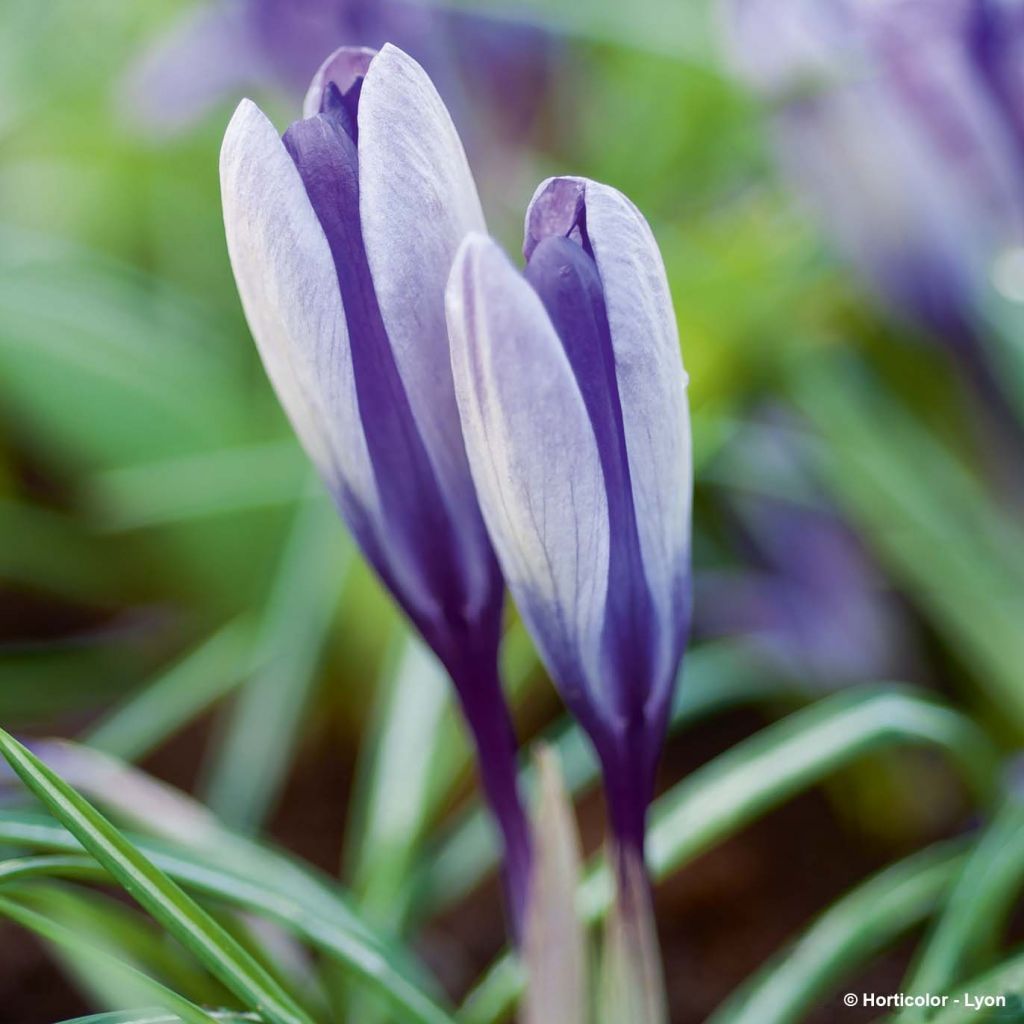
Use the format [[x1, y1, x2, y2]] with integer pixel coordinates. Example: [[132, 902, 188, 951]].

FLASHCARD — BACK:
[[697, 416, 907, 688], [219, 43, 530, 931], [719, 0, 1024, 355], [124, 0, 551, 145], [446, 176, 693, 864]]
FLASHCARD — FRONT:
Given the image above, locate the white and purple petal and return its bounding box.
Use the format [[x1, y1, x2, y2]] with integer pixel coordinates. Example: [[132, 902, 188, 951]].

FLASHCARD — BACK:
[[220, 98, 379, 533], [447, 234, 611, 739], [358, 44, 497, 624], [526, 178, 692, 716]]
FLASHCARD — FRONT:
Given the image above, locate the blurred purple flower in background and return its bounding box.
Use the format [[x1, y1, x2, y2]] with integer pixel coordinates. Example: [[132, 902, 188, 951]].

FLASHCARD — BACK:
[[125, 0, 552, 145], [698, 416, 910, 689], [219, 44, 531, 933], [446, 177, 692, 867], [720, 0, 1024, 357]]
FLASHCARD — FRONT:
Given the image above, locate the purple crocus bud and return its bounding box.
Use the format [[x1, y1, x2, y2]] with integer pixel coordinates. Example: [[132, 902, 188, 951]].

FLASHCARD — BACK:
[[219, 43, 530, 932], [719, 0, 1024, 353], [697, 415, 910, 689], [446, 177, 693, 865]]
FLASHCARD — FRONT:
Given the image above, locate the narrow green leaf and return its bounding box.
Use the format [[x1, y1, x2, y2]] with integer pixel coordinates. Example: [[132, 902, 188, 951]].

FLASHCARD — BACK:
[[636, 687, 993, 907], [0, 730, 315, 1024], [708, 843, 964, 1024], [19, 883, 233, 1013], [85, 620, 257, 763], [903, 798, 1024, 1006], [90, 441, 308, 530], [346, 631, 454, 928], [202, 494, 350, 832], [0, 894, 221, 1024], [0, 811, 456, 1024], [794, 356, 1024, 729], [60, 1015, 257, 1024], [0, 853, 98, 884], [59, 1015, 258, 1024]]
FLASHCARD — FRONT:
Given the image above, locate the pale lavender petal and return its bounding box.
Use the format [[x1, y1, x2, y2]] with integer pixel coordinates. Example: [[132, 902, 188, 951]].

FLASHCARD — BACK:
[[447, 234, 610, 736], [302, 45, 377, 118], [359, 44, 496, 620], [219, 98, 378, 526], [526, 178, 692, 712]]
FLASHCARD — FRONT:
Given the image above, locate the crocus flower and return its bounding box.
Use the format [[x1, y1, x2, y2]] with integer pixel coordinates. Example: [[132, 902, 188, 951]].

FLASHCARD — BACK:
[[719, 0, 1024, 356], [219, 43, 531, 931], [124, 0, 551, 146], [446, 177, 692, 864], [697, 417, 908, 689]]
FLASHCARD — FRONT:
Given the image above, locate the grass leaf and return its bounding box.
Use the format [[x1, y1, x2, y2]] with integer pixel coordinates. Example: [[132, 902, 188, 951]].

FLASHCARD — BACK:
[[0, 894, 223, 1024], [708, 842, 964, 1024], [0, 730, 315, 1024]]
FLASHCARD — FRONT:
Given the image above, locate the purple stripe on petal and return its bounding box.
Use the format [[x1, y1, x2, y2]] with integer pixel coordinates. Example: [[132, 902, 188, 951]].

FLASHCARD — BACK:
[[447, 233, 612, 747], [524, 234, 656, 725], [282, 84, 469, 654], [303, 46, 376, 119]]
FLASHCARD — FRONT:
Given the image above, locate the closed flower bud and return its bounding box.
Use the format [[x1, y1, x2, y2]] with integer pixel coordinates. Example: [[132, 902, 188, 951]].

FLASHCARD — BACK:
[[446, 176, 692, 859], [220, 43, 530, 932]]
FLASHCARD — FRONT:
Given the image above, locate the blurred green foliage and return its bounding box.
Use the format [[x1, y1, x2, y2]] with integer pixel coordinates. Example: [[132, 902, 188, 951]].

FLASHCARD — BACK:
[[2, 1, 1024, 1022]]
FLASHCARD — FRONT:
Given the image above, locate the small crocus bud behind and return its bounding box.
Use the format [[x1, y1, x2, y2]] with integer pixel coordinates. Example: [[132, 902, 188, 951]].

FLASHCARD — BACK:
[[523, 746, 588, 1024], [599, 846, 668, 1024], [220, 43, 530, 934], [447, 176, 691, 862]]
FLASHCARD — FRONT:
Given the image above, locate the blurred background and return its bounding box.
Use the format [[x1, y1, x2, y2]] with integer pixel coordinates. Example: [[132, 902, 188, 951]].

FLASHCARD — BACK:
[[2, 1, 1023, 1021]]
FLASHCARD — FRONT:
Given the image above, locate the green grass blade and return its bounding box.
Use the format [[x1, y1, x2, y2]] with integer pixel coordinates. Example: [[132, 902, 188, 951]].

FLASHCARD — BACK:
[[902, 798, 1024, 1006], [59, 1015, 258, 1024], [0, 730, 315, 1024], [793, 355, 1024, 729], [85, 620, 256, 763], [0, 853, 99, 884], [18, 883, 233, 1013], [345, 631, 454, 930], [202, 495, 350, 833], [0, 894, 223, 1024], [90, 442, 307, 530], [60, 1015, 257, 1024], [707, 843, 965, 1024], [0, 811, 456, 1024], [637, 687, 993, 907]]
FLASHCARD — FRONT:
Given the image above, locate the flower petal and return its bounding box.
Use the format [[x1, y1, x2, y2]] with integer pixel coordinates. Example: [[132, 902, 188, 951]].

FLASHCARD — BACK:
[[302, 46, 378, 119], [219, 98, 378, 529], [527, 178, 692, 698], [358, 44, 496, 608], [447, 234, 610, 728]]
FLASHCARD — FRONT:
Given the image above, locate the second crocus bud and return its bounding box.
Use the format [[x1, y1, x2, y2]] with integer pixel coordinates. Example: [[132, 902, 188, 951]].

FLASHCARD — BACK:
[[446, 177, 693, 870], [220, 43, 530, 932]]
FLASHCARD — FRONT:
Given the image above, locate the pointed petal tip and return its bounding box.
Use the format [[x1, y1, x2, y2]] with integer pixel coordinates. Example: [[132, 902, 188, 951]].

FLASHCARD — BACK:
[[302, 45, 379, 118], [523, 744, 587, 1024], [525, 176, 587, 258], [220, 97, 280, 184], [601, 842, 667, 1024]]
